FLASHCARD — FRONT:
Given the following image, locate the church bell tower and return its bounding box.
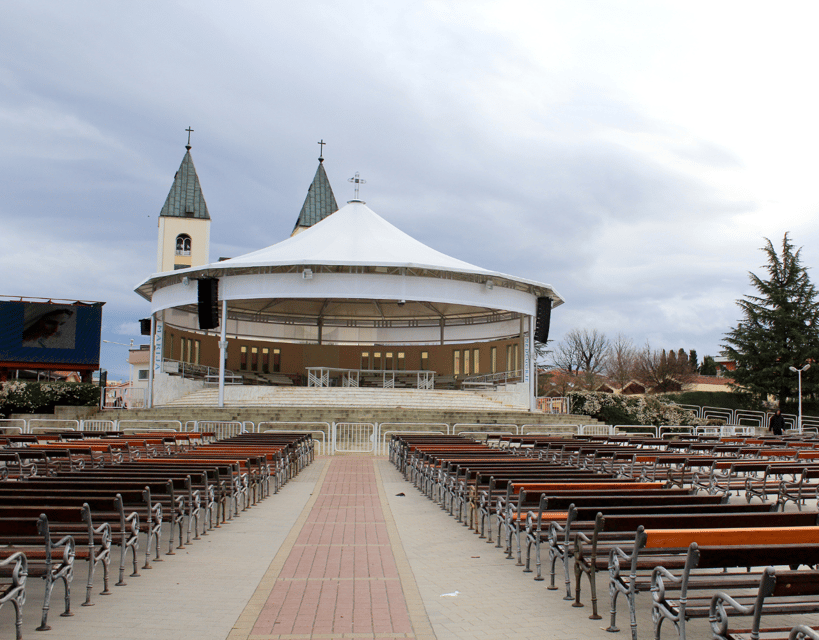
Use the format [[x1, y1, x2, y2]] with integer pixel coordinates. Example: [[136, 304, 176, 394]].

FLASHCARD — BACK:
[[156, 130, 211, 272]]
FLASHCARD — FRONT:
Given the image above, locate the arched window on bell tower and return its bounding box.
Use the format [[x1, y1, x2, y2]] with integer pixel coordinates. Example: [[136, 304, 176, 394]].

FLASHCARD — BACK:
[[175, 234, 192, 256]]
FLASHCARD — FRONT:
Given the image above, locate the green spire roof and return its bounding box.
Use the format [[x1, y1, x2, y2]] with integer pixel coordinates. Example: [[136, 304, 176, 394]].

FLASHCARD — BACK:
[[292, 160, 338, 234], [160, 149, 210, 219]]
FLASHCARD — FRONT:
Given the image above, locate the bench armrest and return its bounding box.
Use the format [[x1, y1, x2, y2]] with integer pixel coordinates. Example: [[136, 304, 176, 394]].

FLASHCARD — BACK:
[[791, 624, 819, 640], [709, 566, 775, 640]]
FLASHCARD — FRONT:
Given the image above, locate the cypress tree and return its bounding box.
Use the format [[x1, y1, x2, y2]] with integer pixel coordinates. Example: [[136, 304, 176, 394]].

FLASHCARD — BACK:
[[723, 233, 819, 410]]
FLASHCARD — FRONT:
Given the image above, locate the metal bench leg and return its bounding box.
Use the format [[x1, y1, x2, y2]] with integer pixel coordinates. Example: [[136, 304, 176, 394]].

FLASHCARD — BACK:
[[100, 554, 111, 596], [523, 537, 533, 573], [83, 549, 96, 606], [606, 580, 621, 633], [573, 563, 585, 609], [515, 527, 524, 566], [11, 596, 23, 640], [562, 551, 573, 600]]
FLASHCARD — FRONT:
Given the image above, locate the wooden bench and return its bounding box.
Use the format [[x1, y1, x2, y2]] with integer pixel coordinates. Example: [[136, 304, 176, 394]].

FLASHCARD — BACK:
[[746, 464, 819, 505], [0, 551, 26, 640], [0, 514, 75, 632], [648, 537, 819, 640], [574, 511, 817, 623], [612, 523, 819, 640], [779, 466, 819, 511], [534, 499, 774, 593], [495, 481, 668, 561]]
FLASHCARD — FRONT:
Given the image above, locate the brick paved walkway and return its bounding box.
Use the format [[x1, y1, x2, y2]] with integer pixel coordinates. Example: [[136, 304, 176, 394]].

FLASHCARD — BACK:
[[245, 457, 417, 639]]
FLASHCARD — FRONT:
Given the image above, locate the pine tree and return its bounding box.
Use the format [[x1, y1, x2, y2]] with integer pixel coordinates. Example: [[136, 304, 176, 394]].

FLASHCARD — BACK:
[[722, 233, 819, 409], [700, 355, 717, 376], [688, 349, 698, 371]]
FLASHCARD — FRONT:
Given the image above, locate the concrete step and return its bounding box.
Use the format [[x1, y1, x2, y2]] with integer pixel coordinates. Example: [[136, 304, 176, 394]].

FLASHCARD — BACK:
[[158, 387, 519, 411], [93, 405, 597, 428]]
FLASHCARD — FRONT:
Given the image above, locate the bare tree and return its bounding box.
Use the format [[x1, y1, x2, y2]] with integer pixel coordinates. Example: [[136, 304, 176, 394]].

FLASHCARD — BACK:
[[635, 343, 695, 392], [605, 333, 637, 389], [550, 329, 610, 389]]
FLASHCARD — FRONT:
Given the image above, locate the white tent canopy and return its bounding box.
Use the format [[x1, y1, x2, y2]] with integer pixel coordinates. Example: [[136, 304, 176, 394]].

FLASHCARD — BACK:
[[136, 201, 564, 331], [135, 200, 564, 408]]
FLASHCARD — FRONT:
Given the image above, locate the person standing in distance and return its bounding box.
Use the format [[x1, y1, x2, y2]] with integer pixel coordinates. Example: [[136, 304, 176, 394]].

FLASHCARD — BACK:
[[770, 409, 786, 436]]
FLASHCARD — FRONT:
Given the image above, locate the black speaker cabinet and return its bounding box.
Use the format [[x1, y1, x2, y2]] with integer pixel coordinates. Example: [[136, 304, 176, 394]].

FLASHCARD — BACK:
[[197, 278, 219, 330], [139, 318, 151, 335], [535, 297, 551, 343]]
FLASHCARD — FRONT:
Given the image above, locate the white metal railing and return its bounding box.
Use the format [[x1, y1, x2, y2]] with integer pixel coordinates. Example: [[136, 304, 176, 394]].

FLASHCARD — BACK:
[[674, 403, 702, 417], [307, 368, 330, 387], [417, 371, 435, 390], [80, 419, 116, 432], [204, 373, 243, 386], [457, 431, 515, 443], [342, 370, 359, 387], [194, 421, 245, 439], [536, 397, 570, 414], [333, 422, 376, 453], [450, 423, 519, 435], [101, 386, 145, 410], [659, 425, 694, 439], [578, 424, 614, 436], [520, 424, 579, 436], [0, 419, 26, 434], [28, 418, 79, 433], [701, 406, 734, 424], [734, 410, 765, 428], [117, 419, 182, 433], [163, 359, 241, 384], [721, 425, 757, 437], [462, 369, 522, 387], [801, 416, 819, 430], [306, 367, 435, 389], [613, 425, 658, 437], [258, 421, 330, 455]]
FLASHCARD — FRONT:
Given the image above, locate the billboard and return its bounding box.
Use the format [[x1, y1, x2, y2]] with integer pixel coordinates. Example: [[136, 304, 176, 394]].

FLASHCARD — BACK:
[[0, 301, 103, 367]]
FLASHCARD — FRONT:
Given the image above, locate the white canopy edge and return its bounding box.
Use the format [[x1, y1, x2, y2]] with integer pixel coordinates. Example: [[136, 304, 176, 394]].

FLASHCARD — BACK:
[[135, 201, 565, 308], [150, 272, 539, 317]]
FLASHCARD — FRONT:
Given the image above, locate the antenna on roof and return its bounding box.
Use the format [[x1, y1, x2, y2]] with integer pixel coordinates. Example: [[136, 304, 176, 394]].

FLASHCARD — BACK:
[[318, 139, 326, 163], [348, 172, 366, 202], [185, 126, 194, 150]]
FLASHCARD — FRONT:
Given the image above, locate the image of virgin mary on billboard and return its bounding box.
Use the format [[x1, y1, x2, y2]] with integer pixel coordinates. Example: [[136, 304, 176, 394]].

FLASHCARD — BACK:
[[22, 305, 77, 349]]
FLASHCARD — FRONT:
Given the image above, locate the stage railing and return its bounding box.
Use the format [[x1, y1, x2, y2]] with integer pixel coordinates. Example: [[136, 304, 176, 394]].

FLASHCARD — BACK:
[[306, 367, 435, 389]]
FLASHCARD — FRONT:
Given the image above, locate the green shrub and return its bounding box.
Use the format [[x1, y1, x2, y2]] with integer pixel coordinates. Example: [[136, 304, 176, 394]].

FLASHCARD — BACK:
[[0, 382, 100, 418]]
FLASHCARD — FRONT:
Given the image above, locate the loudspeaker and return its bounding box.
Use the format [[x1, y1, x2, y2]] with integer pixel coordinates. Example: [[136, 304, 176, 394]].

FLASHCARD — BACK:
[[197, 278, 219, 330], [139, 318, 151, 335], [535, 297, 551, 343]]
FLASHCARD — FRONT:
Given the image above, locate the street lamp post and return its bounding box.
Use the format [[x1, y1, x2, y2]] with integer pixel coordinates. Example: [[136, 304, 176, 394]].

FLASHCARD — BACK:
[[789, 363, 811, 434]]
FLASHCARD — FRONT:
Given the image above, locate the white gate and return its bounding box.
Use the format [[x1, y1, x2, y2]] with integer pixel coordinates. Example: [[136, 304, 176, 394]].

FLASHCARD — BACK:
[[333, 422, 376, 453]]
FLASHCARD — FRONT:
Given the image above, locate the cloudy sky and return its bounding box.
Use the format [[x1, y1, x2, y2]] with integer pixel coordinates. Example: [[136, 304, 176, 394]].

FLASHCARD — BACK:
[[3, 1, 819, 380]]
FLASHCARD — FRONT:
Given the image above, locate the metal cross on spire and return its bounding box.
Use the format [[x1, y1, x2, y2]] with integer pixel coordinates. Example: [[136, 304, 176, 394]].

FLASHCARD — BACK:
[[348, 172, 366, 200], [317, 139, 326, 162], [185, 126, 194, 149]]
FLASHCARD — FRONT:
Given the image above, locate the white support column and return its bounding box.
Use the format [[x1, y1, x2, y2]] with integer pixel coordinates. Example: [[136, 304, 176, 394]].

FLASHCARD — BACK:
[[218, 299, 228, 408]]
